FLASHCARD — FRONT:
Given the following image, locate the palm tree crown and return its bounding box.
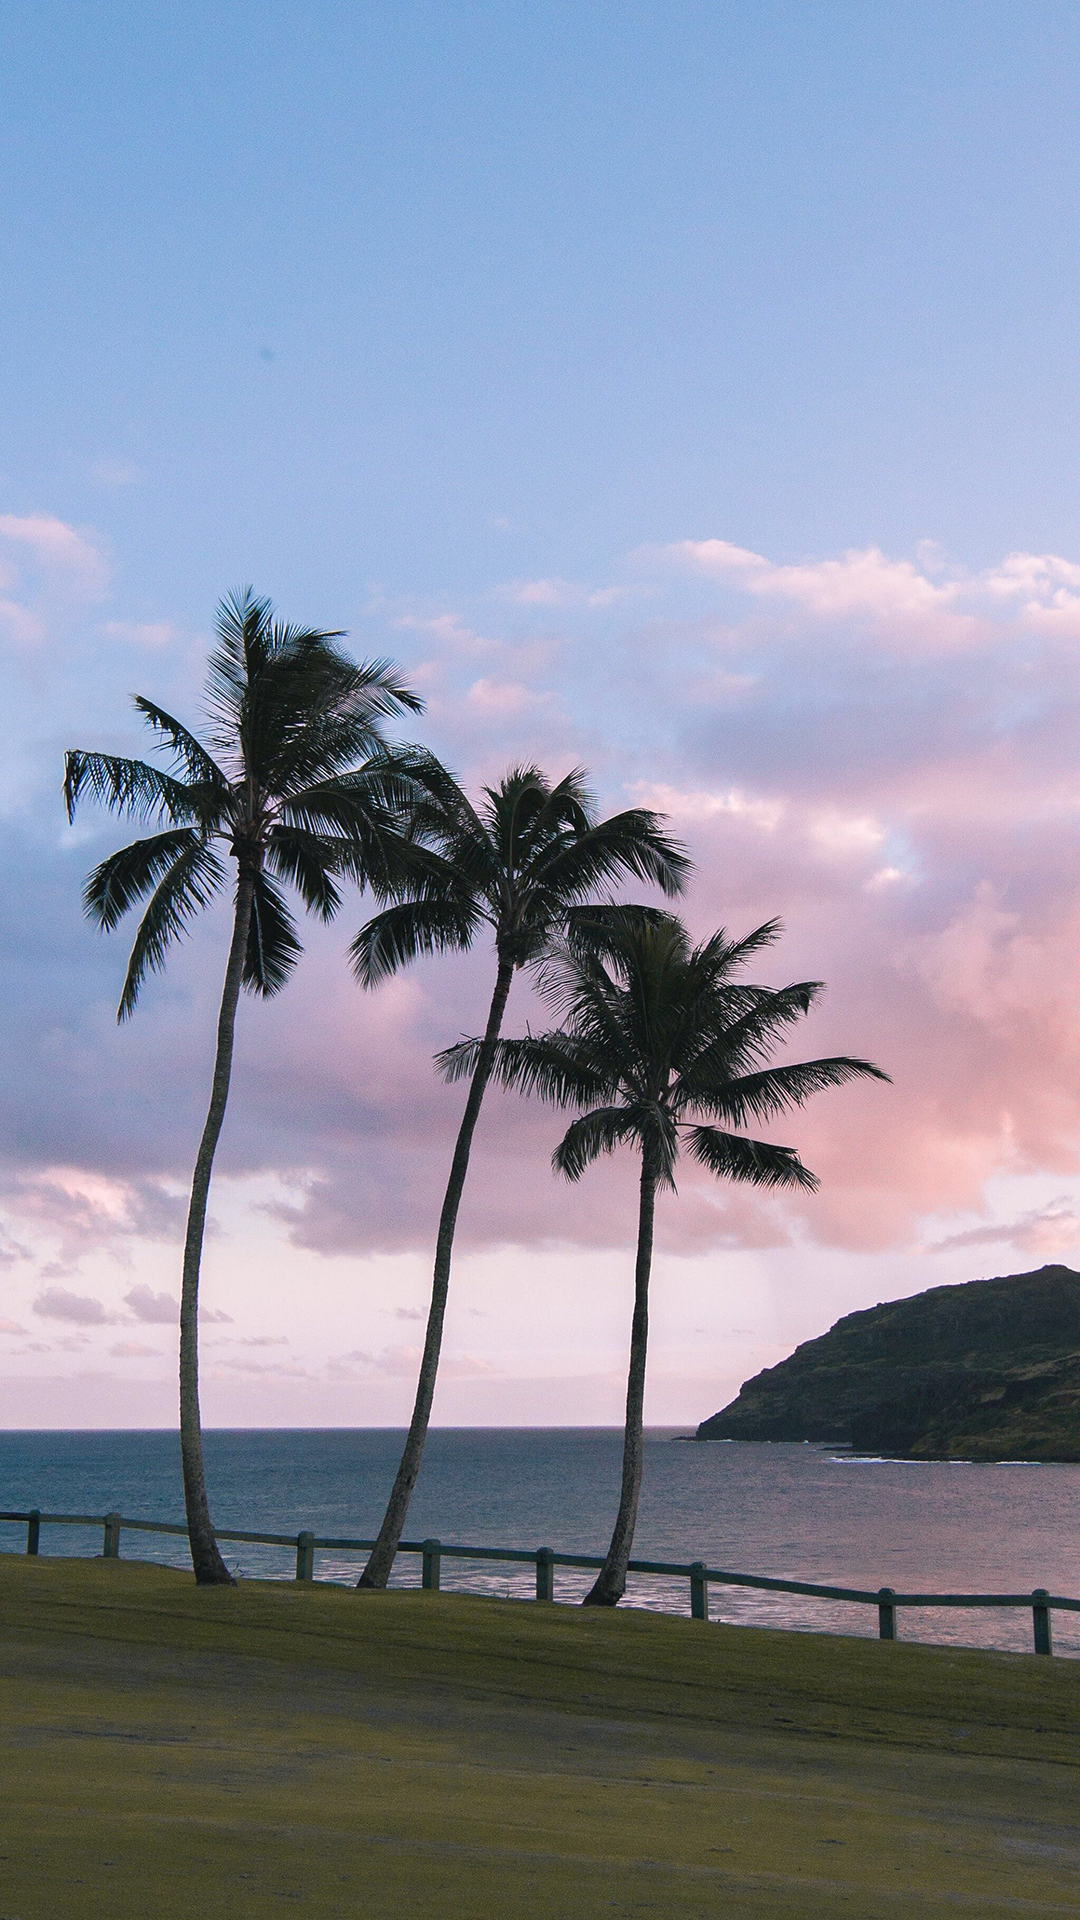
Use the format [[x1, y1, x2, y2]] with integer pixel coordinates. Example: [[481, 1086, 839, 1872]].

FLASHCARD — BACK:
[[65, 588, 425, 1018], [444, 912, 886, 1190], [350, 763, 690, 987], [443, 910, 889, 1607]]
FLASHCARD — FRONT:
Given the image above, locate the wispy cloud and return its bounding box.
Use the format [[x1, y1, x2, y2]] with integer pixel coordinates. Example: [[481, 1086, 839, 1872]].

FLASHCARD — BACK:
[[926, 1202, 1080, 1259]]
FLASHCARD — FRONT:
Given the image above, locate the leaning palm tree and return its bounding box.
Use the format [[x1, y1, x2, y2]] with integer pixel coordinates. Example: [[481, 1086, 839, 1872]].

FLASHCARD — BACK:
[[64, 589, 424, 1585], [353, 765, 690, 1587], [443, 912, 888, 1606]]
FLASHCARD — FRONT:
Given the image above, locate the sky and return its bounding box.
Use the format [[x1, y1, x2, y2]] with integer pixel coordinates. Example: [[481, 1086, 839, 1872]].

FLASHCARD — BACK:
[[4, 1, 1080, 1427]]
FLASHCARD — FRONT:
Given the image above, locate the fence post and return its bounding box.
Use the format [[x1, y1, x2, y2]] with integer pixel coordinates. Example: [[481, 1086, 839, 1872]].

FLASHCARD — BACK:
[[26, 1509, 40, 1555], [535, 1546, 555, 1602], [1032, 1589, 1053, 1656], [877, 1587, 896, 1641], [295, 1531, 315, 1582], [421, 1539, 441, 1590], [103, 1513, 121, 1560], [690, 1561, 709, 1621]]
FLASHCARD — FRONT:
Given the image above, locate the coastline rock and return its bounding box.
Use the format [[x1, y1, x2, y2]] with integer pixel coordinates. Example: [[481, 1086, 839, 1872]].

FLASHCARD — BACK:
[[696, 1264, 1080, 1460]]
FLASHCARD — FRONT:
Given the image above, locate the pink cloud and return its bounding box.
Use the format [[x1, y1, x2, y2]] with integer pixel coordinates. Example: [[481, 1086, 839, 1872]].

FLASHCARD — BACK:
[[0, 1169, 186, 1263], [123, 1284, 178, 1324], [33, 1286, 114, 1326], [656, 538, 979, 646]]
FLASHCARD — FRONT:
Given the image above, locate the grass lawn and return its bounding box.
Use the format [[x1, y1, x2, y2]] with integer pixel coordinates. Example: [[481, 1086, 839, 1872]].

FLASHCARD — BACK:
[[1, 1553, 1078, 1916]]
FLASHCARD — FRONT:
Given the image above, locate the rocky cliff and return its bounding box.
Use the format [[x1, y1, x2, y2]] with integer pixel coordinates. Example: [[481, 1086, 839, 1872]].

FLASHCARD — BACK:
[[696, 1264, 1080, 1460]]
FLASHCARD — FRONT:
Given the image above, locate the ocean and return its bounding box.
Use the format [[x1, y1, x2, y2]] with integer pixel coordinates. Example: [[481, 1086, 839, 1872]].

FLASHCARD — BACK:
[[2, 1426, 1078, 1656]]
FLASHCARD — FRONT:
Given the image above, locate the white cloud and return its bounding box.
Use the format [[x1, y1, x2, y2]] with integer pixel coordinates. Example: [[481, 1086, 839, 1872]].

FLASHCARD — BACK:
[[636, 782, 885, 864], [0, 514, 108, 597], [641, 534, 1080, 656], [635, 783, 786, 832], [657, 538, 977, 645]]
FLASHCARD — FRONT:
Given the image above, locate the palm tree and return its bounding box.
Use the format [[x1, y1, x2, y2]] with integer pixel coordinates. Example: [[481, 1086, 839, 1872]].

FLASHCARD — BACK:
[[352, 766, 690, 1587], [64, 589, 424, 1585], [444, 912, 889, 1606]]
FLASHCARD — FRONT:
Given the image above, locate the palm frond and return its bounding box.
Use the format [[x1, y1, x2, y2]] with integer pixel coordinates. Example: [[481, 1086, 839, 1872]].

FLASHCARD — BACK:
[[437, 1031, 613, 1106], [353, 897, 486, 987], [531, 941, 648, 1091], [685, 1124, 819, 1191], [281, 752, 433, 830], [116, 839, 227, 1021], [264, 827, 344, 922], [694, 918, 783, 974], [563, 903, 671, 955], [682, 1055, 891, 1126], [277, 777, 396, 838], [243, 869, 302, 996], [673, 981, 825, 1087], [552, 1106, 643, 1181], [64, 750, 199, 826], [83, 828, 220, 930], [131, 698, 228, 791], [204, 587, 272, 746], [531, 809, 691, 902]]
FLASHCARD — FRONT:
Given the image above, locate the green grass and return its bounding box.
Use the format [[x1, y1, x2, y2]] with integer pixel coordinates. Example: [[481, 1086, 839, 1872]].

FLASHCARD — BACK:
[[2, 1553, 1079, 1916]]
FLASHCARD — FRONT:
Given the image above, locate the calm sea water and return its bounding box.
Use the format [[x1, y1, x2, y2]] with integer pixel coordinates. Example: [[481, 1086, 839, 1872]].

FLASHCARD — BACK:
[[2, 1427, 1078, 1657]]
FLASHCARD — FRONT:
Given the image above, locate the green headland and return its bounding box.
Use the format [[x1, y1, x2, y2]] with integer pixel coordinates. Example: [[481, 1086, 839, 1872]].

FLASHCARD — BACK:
[[1, 1553, 1078, 1917], [697, 1263, 1080, 1459]]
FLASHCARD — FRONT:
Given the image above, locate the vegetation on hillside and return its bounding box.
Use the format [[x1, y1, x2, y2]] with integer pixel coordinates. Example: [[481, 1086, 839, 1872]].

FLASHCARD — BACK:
[[698, 1264, 1080, 1459]]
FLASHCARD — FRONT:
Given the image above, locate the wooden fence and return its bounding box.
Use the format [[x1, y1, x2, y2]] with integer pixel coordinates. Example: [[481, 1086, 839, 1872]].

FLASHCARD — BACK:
[[2, 1506, 1075, 1655]]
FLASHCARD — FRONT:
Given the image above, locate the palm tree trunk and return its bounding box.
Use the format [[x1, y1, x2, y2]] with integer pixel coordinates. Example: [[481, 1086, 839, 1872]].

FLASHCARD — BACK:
[[179, 860, 255, 1586], [583, 1153, 656, 1607], [359, 957, 515, 1589]]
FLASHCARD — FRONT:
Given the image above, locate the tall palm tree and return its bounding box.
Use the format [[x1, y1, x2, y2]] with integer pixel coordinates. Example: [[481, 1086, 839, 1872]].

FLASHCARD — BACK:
[[64, 589, 424, 1585], [444, 912, 889, 1606], [353, 766, 690, 1587]]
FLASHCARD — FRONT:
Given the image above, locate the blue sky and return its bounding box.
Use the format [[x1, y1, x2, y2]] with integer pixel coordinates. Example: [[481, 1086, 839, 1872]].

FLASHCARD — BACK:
[[6, 1, 1080, 615], [4, 4, 1080, 1425]]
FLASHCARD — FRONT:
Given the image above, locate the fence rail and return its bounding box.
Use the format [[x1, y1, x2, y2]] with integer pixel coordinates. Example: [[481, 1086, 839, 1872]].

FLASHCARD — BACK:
[[1, 1507, 1074, 1656]]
